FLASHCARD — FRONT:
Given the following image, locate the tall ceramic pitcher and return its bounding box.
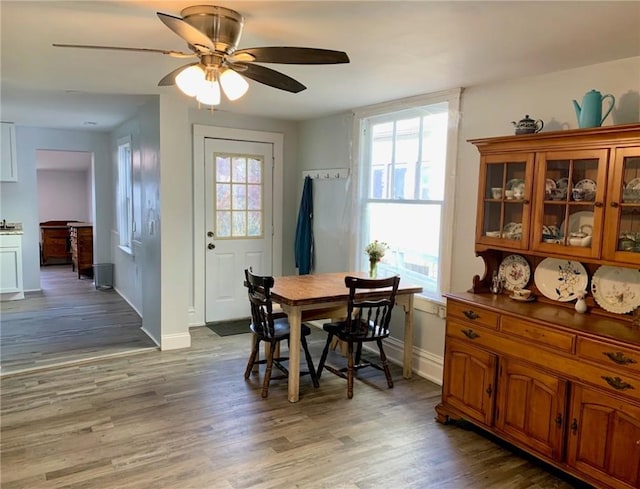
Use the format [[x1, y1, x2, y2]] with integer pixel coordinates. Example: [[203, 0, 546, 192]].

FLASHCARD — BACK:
[[572, 89, 615, 128]]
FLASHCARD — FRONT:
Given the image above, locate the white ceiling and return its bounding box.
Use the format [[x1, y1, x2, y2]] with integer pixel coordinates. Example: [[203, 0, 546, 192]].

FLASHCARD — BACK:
[[2, 1, 640, 131]]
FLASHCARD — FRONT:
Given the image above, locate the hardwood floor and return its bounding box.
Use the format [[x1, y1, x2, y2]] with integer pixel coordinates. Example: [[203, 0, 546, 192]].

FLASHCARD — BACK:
[[1, 325, 590, 488], [0, 265, 157, 375]]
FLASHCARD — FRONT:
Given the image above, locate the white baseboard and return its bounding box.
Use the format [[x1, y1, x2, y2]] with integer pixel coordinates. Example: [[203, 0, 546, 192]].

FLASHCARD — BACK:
[[113, 286, 142, 317], [160, 332, 191, 350]]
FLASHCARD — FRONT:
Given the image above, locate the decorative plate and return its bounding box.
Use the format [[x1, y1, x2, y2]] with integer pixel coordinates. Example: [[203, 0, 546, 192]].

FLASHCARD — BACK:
[[591, 266, 640, 314], [534, 258, 589, 302], [575, 178, 597, 192], [560, 211, 594, 237], [502, 222, 522, 240], [626, 177, 640, 190], [498, 254, 531, 291], [556, 177, 570, 189], [545, 178, 556, 193], [506, 178, 525, 192]]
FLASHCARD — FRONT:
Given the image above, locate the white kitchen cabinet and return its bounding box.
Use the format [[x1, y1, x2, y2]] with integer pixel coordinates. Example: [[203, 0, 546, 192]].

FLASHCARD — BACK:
[[0, 231, 24, 300]]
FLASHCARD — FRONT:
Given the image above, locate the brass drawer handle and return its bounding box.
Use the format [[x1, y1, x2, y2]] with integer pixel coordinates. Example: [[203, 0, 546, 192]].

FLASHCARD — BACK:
[[571, 418, 578, 435], [462, 329, 479, 340], [462, 310, 479, 320], [601, 376, 635, 391], [603, 351, 637, 366]]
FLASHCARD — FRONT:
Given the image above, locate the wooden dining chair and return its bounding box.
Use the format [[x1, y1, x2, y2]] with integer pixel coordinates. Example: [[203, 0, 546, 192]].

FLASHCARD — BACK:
[[316, 275, 400, 399], [243, 269, 319, 398]]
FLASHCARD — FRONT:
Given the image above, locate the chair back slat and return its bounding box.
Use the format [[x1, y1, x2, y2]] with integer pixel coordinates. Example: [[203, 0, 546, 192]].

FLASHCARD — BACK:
[[244, 269, 276, 339], [344, 275, 400, 339]]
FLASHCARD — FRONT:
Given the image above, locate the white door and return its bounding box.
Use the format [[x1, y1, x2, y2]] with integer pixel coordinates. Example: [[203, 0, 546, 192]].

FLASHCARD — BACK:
[[204, 138, 274, 322]]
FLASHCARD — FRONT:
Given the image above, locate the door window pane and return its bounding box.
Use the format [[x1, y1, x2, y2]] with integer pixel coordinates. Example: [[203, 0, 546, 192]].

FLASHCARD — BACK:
[[215, 153, 264, 239]]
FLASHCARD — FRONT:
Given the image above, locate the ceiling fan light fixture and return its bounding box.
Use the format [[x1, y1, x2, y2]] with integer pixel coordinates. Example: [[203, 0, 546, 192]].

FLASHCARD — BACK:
[[175, 65, 205, 97], [196, 79, 221, 106], [219, 68, 249, 101]]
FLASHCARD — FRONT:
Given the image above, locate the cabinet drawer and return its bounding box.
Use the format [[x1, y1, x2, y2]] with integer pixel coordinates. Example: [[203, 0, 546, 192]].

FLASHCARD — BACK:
[[577, 337, 640, 376], [447, 300, 499, 329], [579, 363, 640, 403], [500, 317, 575, 353]]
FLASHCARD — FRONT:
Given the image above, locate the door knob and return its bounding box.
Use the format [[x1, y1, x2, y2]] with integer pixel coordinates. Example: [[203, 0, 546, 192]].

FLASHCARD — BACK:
[[208, 243, 216, 250], [207, 231, 214, 237]]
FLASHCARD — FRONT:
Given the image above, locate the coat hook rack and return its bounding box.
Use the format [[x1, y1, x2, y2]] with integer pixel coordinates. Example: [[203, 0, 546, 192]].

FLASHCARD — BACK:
[[302, 168, 349, 180]]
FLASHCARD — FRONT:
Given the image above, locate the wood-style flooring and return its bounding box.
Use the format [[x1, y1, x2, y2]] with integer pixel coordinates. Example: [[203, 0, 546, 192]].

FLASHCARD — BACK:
[[0, 265, 157, 375], [1, 324, 590, 488]]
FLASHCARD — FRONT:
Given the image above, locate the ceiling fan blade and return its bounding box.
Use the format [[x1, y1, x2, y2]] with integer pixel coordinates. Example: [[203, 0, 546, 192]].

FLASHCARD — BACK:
[[234, 63, 306, 93], [157, 12, 216, 53], [52, 43, 195, 58], [230, 47, 350, 64], [157, 62, 199, 86]]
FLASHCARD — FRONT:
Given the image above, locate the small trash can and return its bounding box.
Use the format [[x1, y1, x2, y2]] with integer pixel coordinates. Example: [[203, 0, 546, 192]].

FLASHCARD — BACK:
[[94, 263, 114, 289]]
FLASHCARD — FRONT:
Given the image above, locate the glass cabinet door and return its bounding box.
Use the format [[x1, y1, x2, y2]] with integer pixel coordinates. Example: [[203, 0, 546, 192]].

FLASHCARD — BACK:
[[532, 150, 607, 258], [603, 147, 640, 265], [476, 153, 534, 250]]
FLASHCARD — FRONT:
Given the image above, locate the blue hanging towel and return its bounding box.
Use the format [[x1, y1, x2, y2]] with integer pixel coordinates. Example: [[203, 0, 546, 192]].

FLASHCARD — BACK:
[[294, 176, 314, 275]]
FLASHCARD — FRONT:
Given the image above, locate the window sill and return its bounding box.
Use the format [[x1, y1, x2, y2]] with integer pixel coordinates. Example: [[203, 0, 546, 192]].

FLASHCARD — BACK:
[[414, 294, 446, 318], [118, 245, 134, 256]]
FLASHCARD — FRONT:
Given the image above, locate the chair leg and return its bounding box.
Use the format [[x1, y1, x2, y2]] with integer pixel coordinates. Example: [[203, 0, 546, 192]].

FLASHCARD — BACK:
[[262, 341, 278, 398], [376, 339, 394, 388], [317, 332, 334, 379], [301, 335, 319, 388], [347, 340, 355, 399], [355, 340, 363, 364], [244, 337, 261, 379]]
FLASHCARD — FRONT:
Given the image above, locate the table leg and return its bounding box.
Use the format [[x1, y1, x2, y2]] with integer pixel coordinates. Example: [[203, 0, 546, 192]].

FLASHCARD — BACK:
[[286, 305, 302, 402], [401, 295, 414, 379]]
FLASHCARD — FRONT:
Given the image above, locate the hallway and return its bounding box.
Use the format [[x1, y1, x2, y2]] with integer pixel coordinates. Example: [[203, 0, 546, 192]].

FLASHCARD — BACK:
[[0, 265, 157, 376]]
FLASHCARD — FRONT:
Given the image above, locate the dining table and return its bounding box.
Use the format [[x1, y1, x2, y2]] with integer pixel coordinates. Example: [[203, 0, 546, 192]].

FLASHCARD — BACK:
[[270, 271, 423, 402]]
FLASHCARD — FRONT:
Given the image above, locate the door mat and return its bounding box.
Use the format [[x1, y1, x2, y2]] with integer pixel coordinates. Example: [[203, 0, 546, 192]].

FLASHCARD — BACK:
[[206, 318, 251, 336]]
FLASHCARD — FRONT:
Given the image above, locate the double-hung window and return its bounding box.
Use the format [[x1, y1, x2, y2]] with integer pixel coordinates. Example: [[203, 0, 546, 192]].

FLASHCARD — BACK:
[[353, 89, 461, 302], [117, 135, 133, 253]]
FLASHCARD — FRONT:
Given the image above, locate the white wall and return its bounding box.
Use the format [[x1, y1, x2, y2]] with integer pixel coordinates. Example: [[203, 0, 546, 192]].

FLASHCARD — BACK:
[[37, 169, 90, 222], [297, 56, 640, 383], [1, 127, 110, 291]]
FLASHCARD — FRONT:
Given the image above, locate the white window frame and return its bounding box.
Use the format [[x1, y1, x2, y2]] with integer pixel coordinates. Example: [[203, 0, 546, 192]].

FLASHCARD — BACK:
[[350, 89, 461, 305], [117, 135, 133, 254]]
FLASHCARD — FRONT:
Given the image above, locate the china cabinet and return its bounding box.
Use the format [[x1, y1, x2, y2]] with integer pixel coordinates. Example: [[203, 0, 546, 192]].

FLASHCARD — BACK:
[[437, 124, 640, 489], [69, 223, 93, 278]]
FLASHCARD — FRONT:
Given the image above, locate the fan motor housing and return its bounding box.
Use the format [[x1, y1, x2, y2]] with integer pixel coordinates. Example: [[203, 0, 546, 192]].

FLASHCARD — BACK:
[[181, 5, 244, 54]]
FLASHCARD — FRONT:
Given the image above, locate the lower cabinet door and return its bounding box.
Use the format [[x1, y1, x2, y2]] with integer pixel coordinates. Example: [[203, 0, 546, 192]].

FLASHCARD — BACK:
[[567, 384, 640, 489], [495, 357, 568, 461], [442, 337, 497, 426]]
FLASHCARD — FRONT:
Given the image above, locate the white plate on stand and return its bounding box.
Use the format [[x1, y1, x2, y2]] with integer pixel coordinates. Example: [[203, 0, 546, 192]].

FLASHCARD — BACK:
[[591, 266, 640, 314], [534, 258, 588, 302], [498, 254, 530, 291]]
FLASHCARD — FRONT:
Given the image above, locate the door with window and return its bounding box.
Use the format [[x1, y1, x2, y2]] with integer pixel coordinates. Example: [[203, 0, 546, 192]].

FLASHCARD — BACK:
[[204, 138, 273, 322]]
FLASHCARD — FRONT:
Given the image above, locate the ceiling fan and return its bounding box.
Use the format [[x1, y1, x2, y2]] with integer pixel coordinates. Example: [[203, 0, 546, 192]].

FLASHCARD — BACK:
[[53, 5, 350, 106]]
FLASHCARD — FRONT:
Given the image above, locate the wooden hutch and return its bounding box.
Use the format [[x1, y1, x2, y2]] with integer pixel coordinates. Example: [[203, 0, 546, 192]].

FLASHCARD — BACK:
[[68, 222, 93, 279], [436, 123, 640, 489]]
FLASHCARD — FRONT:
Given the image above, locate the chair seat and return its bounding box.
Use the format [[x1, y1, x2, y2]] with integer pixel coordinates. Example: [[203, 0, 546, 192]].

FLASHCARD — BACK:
[[251, 319, 311, 340], [323, 320, 389, 341]]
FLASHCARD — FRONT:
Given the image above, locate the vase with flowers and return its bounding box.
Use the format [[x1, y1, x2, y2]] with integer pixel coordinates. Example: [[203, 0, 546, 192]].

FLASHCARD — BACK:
[[365, 240, 389, 278]]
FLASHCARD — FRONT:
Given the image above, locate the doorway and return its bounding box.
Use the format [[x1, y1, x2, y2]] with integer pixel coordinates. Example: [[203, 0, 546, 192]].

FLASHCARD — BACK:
[[192, 125, 284, 327], [204, 138, 274, 322]]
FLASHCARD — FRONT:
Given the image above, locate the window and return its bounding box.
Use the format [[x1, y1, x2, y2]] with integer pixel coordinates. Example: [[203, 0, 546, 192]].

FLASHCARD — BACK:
[[117, 136, 133, 252], [214, 153, 264, 238], [354, 89, 461, 301]]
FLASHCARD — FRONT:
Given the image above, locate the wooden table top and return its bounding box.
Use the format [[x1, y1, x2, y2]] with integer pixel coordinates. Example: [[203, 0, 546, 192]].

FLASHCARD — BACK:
[[270, 272, 423, 307]]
